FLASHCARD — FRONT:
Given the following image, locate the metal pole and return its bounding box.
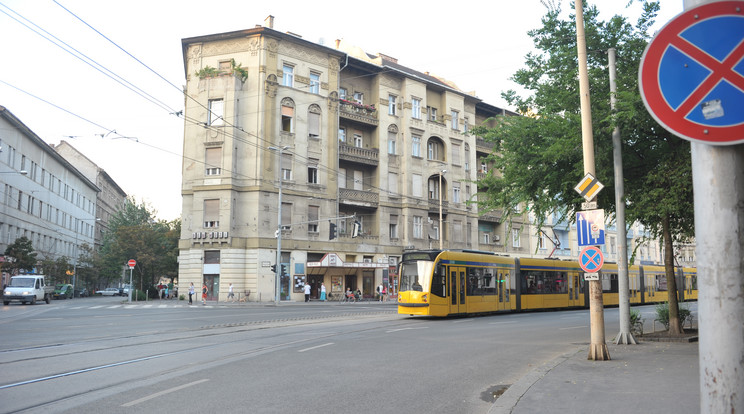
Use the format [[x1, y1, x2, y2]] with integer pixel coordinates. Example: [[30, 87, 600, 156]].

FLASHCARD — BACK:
[[608, 48, 636, 345], [439, 169, 446, 250], [575, 0, 609, 361], [675, 0, 744, 409], [128, 267, 133, 303], [693, 143, 744, 412], [270, 146, 289, 305]]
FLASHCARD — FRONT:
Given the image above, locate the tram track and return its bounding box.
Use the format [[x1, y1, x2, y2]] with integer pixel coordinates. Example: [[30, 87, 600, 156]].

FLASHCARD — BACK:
[[1, 311, 410, 413]]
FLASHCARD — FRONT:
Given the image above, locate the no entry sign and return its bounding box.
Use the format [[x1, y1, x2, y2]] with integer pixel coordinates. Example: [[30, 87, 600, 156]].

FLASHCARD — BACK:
[[639, 1, 744, 145]]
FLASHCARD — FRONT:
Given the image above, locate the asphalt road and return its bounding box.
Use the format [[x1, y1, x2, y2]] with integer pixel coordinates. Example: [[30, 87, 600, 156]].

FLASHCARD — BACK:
[[0, 296, 678, 413]]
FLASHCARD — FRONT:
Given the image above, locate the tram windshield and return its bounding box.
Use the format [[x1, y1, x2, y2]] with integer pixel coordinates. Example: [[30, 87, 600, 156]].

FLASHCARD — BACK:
[[399, 260, 433, 292]]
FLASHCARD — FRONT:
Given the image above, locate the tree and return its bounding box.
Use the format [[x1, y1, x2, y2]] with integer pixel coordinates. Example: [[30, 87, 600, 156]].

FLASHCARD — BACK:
[[98, 198, 180, 296], [472, 1, 693, 334], [3, 236, 38, 275]]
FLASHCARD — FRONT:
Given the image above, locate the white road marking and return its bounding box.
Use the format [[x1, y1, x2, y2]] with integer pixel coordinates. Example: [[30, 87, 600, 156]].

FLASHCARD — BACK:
[[122, 379, 210, 407], [386, 326, 429, 333], [298, 342, 334, 353]]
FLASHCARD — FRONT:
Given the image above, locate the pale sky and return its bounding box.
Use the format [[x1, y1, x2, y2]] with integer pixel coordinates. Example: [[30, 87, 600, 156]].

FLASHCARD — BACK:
[[0, 0, 684, 221]]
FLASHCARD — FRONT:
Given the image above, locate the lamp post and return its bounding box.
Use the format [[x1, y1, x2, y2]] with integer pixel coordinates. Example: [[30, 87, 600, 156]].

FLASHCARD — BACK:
[[0, 170, 28, 175], [439, 169, 446, 250], [269, 145, 289, 305]]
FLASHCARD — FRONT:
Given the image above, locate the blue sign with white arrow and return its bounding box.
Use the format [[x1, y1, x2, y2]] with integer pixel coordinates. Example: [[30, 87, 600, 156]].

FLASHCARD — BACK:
[[577, 209, 605, 247]]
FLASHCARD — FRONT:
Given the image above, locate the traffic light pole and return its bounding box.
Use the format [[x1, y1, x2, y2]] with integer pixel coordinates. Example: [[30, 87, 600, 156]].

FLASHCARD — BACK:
[[270, 146, 289, 306]]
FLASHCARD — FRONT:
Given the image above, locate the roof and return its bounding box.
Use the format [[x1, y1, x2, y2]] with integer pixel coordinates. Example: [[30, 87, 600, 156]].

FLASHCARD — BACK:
[[0, 106, 100, 193]]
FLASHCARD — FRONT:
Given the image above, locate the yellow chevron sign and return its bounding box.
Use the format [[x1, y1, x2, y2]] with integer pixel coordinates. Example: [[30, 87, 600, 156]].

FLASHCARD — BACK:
[[574, 173, 604, 201]]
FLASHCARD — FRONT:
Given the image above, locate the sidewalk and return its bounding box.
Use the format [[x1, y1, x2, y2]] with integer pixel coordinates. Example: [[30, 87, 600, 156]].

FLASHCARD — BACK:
[[490, 340, 700, 414]]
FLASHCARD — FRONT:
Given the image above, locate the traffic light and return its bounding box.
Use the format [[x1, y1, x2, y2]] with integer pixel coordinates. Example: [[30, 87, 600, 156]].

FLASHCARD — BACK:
[[280, 264, 288, 276], [271, 264, 276, 273], [329, 222, 337, 240], [352, 221, 361, 238]]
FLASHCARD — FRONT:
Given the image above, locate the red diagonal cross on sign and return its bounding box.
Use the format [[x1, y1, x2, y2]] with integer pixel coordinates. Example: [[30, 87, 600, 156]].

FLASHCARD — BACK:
[[579, 246, 604, 273], [671, 36, 744, 117]]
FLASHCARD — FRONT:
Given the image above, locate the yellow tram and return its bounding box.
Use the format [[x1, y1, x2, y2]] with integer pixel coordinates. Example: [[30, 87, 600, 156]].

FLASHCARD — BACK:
[[398, 249, 697, 317]]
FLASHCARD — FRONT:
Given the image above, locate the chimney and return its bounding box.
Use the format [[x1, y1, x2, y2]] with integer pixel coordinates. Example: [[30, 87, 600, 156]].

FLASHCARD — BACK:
[[264, 15, 274, 29]]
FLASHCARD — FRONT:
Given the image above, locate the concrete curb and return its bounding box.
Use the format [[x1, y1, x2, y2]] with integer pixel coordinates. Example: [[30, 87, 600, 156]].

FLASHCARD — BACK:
[[488, 349, 581, 414]]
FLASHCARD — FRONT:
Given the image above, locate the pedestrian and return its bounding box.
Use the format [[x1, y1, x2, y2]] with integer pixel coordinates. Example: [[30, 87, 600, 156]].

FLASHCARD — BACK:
[[378, 283, 384, 302], [382, 284, 387, 302], [320, 283, 326, 301], [188, 282, 194, 305], [202, 283, 208, 305], [304, 283, 311, 302], [227, 283, 235, 302]]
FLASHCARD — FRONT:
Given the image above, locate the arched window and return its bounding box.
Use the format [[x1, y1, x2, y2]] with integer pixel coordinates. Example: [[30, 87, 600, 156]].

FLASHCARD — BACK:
[[308, 104, 322, 139], [427, 137, 445, 161], [281, 98, 295, 133]]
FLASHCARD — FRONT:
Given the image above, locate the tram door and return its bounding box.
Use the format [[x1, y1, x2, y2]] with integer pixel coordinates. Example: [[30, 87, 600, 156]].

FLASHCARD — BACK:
[[497, 268, 511, 311], [629, 272, 640, 303], [568, 272, 582, 307], [449, 267, 466, 314]]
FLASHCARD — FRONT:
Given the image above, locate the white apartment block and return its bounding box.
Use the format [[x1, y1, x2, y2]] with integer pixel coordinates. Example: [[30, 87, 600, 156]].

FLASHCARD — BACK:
[[0, 106, 99, 283]]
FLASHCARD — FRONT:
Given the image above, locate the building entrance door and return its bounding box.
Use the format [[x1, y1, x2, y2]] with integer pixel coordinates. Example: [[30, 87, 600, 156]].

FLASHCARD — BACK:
[[204, 274, 219, 301]]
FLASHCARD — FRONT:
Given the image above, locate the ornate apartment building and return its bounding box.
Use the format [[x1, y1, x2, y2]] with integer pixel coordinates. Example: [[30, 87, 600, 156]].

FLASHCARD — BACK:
[[178, 19, 689, 302]]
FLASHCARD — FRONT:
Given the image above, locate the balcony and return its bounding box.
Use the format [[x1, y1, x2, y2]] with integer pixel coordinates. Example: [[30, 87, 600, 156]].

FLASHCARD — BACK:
[[427, 198, 449, 214], [339, 100, 379, 126], [340, 188, 379, 208], [339, 144, 379, 166]]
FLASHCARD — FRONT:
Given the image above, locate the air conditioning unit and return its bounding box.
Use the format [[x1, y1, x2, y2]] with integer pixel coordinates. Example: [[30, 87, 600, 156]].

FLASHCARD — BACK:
[[494, 235, 500, 241]]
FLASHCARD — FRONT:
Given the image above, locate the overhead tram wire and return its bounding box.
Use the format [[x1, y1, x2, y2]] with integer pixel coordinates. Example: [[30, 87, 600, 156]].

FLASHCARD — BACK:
[[9, 3, 456, 204], [0, 3, 178, 114]]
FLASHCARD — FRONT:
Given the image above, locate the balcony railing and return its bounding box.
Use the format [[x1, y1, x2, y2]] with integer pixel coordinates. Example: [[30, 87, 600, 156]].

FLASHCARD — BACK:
[[428, 198, 449, 213], [340, 188, 379, 208], [339, 100, 378, 126], [339, 144, 379, 166]]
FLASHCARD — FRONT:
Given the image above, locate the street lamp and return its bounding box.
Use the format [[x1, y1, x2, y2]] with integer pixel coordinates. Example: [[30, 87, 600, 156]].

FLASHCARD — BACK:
[[439, 169, 446, 250], [269, 145, 290, 305], [0, 170, 27, 175]]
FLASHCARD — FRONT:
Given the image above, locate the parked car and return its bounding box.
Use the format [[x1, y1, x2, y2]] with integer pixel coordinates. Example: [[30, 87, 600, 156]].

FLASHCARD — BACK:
[[99, 288, 120, 296], [53, 284, 73, 300], [74, 288, 89, 298]]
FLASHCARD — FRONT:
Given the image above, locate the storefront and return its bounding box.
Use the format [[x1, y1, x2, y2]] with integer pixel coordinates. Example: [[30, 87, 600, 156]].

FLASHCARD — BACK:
[[306, 253, 388, 300]]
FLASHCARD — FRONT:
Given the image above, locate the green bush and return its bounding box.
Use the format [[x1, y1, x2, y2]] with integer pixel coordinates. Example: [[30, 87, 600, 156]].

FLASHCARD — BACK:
[[655, 301, 692, 330], [630, 309, 644, 335]]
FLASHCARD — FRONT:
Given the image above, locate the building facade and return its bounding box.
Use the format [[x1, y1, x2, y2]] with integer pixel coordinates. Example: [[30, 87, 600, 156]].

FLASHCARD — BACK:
[[0, 106, 99, 285], [52, 140, 127, 250], [178, 20, 693, 303]]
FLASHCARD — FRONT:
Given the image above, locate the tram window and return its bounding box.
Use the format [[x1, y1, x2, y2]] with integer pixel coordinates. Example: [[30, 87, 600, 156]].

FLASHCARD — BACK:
[[467, 267, 481, 295], [656, 274, 667, 291], [483, 269, 496, 295], [431, 265, 446, 297], [522, 271, 542, 294], [451, 270, 457, 305]]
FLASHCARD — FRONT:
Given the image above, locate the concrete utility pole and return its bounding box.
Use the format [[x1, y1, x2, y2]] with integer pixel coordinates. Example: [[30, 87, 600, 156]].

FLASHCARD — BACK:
[[683, 1, 744, 411], [575, 0, 609, 361], [608, 48, 636, 345]]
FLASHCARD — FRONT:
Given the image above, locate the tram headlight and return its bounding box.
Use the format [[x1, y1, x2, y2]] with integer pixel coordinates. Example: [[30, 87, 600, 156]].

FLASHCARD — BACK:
[[422, 294, 427, 303]]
